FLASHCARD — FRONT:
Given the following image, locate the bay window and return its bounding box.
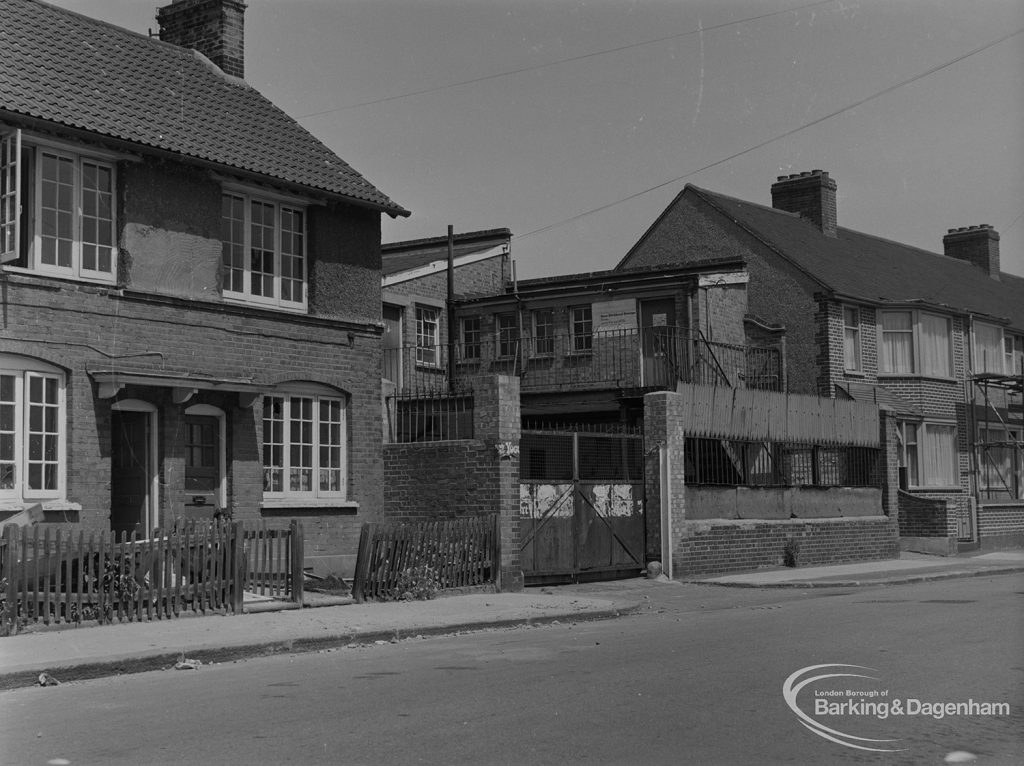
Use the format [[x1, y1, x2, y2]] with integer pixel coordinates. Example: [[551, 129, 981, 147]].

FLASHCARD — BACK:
[[222, 190, 306, 310], [879, 310, 952, 377], [262, 387, 347, 502], [0, 355, 66, 502], [973, 322, 1005, 374], [898, 420, 958, 488], [1, 130, 116, 282], [842, 306, 861, 371]]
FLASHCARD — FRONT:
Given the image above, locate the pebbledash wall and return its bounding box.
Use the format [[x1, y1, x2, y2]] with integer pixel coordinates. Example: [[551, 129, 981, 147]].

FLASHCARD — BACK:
[[643, 391, 901, 577], [0, 156, 386, 578], [382, 375, 524, 590]]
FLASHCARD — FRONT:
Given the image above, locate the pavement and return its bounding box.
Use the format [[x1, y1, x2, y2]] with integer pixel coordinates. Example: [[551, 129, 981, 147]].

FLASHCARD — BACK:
[[2, 550, 1022, 691]]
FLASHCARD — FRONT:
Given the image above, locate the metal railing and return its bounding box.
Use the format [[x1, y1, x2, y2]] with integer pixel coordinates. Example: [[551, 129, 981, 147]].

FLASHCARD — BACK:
[[383, 327, 782, 394]]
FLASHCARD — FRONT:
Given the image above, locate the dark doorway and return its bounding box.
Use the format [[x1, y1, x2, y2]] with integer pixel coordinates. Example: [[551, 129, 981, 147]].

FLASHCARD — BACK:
[[640, 298, 681, 388], [111, 410, 150, 537]]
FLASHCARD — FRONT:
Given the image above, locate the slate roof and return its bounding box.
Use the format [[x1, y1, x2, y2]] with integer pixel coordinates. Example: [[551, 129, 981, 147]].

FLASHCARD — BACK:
[[382, 229, 510, 276], [0, 0, 407, 216], [688, 186, 1024, 330]]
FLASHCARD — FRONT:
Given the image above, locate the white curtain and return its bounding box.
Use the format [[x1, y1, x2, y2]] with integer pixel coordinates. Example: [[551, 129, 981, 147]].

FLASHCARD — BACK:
[[919, 313, 951, 376], [882, 312, 913, 373], [922, 424, 957, 486], [974, 323, 1003, 373]]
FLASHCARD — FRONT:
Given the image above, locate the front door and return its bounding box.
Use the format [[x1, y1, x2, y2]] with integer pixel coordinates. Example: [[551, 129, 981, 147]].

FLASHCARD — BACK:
[[110, 410, 150, 537], [184, 415, 220, 511], [640, 298, 679, 387]]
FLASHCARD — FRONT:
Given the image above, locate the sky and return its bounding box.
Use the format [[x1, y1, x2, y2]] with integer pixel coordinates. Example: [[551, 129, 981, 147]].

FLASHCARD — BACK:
[[49, 0, 1024, 280]]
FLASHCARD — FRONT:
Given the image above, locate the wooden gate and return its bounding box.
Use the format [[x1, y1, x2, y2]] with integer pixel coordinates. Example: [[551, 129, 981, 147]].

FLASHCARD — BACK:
[[519, 429, 644, 584]]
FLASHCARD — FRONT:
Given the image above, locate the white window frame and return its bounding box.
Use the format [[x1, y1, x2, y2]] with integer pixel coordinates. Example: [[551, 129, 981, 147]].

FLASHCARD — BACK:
[[1006, 334, 1024, 377], [221, 188, 307, 312], [842, 305, 861, 372], [0, 355, 67, 503], [897, 420, 958, 489], [415, 306, 440, 367], [262, 385, 347, 505], [570, 305, 593, 353], [1, 129, 117, 283], [878, 310, 953, 378], [973, 321, 1005, 374]]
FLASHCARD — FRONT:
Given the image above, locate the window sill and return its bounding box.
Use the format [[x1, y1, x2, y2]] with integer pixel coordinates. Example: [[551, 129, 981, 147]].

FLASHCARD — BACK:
[[260, 498, 358, 511], [222, 294, 308, 315], [877, 373, 957, 383], [0, 500, 82, 513]]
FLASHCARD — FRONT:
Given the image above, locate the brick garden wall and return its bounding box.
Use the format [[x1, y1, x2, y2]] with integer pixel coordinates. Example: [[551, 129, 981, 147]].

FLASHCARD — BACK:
[[382, 375, 523, 590], [674, 517, 900, 577], [977, 503, 1024, 550]]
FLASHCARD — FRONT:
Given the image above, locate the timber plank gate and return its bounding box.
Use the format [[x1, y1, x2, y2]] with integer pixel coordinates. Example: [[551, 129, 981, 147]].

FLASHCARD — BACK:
[[519, 427, 645, 584]]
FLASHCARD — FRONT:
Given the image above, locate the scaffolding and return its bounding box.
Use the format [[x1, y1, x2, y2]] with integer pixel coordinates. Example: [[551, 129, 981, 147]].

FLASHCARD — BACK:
[[969, 358, 1024, 504]]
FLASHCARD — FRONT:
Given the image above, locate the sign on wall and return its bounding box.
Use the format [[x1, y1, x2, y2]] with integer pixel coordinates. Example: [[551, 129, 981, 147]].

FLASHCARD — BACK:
[[594, 299, 637, 332]]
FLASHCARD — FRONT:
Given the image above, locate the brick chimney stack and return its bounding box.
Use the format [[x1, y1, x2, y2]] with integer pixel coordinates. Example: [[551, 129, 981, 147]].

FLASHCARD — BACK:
[[943, 225, 1001, 281], [770, 170, 837, 237], [157, 0, 247, 79]]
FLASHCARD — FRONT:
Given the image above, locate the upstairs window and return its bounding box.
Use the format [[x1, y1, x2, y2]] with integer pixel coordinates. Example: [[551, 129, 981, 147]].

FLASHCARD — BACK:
[[570, 305, 593, 353], [842, 306, 861, 371], [879, 310, 952, 377], [973, 322, 1005, 374], [1, 130, 116, 283], [262, 387, 347, 502], [460, 316, 481, 361], [0, 355, 66, 503], [415, 306, 440, 366], [532, 309, 555, 356], [1005, 334, 1024, 377], [222, 191, 306, 311], [496, 313, 519, 359]]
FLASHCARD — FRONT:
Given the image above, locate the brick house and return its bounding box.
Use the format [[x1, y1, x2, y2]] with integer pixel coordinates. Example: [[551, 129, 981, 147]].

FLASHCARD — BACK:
[[617, 169, 1024, 553], [0, 0, 408, 576]]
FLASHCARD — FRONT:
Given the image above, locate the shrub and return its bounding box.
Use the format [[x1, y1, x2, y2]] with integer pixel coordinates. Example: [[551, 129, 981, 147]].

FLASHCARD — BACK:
[[783, 537, 801, 568], [389, 565, 441, 601]]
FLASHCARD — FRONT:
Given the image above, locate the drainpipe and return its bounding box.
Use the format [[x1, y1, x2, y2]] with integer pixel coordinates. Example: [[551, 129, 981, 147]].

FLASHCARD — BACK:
[[447, 225, 456, 392]]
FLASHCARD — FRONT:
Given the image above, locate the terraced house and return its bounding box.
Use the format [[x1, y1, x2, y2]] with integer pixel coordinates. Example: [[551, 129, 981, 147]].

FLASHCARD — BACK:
[[0, 0, 408, 576], [618, 169, 1024, 554]]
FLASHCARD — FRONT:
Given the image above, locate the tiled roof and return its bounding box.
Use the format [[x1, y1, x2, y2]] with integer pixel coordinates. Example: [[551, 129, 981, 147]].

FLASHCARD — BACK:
[[382, 229, 510, 276], [0, 0, 407, 216], [690, 186, 1024, 330]]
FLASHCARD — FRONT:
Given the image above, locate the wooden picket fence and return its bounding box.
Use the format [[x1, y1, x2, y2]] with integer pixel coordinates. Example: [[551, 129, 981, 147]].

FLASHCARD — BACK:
[[1, 519, 305, 636], [352, 513, 501, 602], [243, 520, 304, 604]]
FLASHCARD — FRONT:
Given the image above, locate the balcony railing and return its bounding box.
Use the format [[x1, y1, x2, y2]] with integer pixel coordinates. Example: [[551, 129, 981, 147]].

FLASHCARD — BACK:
[[383, 327, 782, 394]]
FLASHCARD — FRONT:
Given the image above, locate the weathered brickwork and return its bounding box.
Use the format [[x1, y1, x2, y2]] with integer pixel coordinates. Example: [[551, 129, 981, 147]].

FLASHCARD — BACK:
[[1, 147, 387, 578], [897, 491, 950, 537], [644, 389, 900, 575], [976, 504, 1024, 550], [621, 194, 822, 395], [674, 517, 899, 577], [382, 375, 523, 590]]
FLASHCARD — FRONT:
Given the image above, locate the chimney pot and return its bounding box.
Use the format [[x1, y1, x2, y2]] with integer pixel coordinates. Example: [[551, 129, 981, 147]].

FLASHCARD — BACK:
[[943, 225, 1001, 280], [770, 169, 838, 237]]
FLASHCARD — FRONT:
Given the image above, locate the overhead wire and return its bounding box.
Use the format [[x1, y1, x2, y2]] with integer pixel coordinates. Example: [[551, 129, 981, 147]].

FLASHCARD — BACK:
[[296, 0, 837, 118], [517, 27, 1024, 242]]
